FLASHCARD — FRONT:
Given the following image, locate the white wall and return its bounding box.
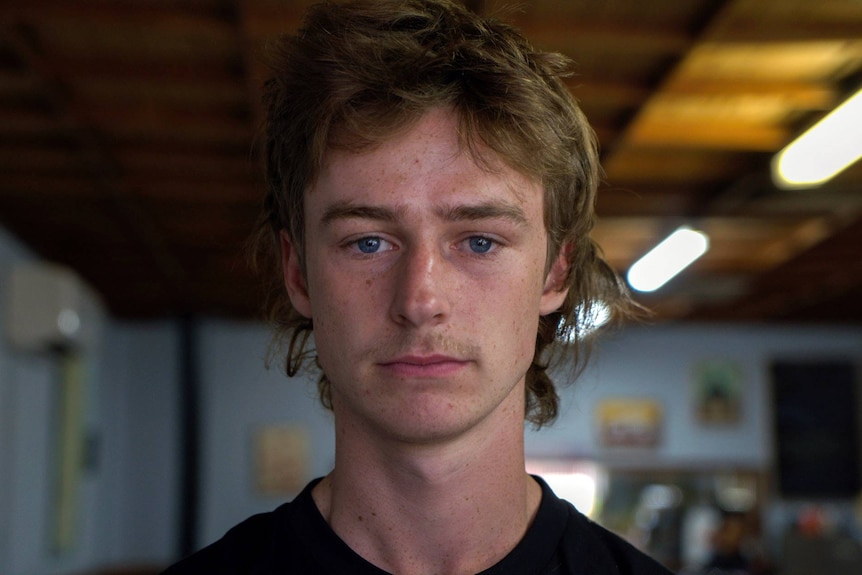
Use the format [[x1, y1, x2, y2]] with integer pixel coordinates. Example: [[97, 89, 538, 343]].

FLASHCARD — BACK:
[[197, 320, 334, 548], [98, 321, 181, 566], [0, 226, 181, 575], [0, 226, 25, 575], [0, 227, 114, 575]]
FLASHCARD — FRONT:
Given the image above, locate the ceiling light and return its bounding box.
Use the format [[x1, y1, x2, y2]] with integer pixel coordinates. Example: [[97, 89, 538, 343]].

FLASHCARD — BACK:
[[627, 226, 709, 292], [773, 86, 862, 189]]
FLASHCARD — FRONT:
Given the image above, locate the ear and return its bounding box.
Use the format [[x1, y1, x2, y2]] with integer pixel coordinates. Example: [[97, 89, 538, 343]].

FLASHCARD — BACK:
[[280, 230, 312, 318], [539, 244, 571, 316]]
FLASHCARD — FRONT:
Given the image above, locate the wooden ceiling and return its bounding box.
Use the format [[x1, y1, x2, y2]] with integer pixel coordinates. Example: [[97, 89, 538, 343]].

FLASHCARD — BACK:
[[2, 0, 862, 324]]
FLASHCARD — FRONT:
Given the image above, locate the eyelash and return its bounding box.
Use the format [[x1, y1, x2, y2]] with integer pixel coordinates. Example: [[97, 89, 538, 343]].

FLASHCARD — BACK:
[[462, 235, 497, 255], [344, 234, 501, 257], [349, 236, 395, 255]]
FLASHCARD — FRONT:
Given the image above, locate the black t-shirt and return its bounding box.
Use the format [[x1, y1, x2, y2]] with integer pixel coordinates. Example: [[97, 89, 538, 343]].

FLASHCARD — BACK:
[[163, 477, 671, 574]]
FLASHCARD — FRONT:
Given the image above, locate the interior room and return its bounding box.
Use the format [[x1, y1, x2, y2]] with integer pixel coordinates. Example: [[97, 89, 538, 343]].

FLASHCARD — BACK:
[[1, 1, 861, 574]]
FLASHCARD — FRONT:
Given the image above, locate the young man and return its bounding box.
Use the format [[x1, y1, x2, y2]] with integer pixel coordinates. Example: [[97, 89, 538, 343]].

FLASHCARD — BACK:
[[165, 0, 667, 573]]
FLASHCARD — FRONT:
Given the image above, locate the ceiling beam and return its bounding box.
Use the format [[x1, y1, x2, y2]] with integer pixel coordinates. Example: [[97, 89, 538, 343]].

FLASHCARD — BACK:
[[10, 0, 233, 35], [3, 21, 191, 309], [517, 20, 693, 55]]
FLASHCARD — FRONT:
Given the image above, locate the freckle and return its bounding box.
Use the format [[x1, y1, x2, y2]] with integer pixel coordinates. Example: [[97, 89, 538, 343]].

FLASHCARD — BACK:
[[358, 515, 364, 522], [366, 278, 372, 287]]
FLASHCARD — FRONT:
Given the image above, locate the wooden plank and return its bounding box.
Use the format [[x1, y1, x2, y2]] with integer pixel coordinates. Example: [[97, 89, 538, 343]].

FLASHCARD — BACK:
[[626, 118, 788, 151]]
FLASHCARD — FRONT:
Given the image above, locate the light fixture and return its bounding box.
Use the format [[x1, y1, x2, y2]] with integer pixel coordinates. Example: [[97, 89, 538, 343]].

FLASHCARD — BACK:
[[773, 86, 862, 189], [627, 226, 709, 292]]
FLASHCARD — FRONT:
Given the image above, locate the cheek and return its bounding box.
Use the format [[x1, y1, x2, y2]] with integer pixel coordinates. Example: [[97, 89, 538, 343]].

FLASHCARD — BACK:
[[307, 264, 385, 341], [478, 277, 542, 350]]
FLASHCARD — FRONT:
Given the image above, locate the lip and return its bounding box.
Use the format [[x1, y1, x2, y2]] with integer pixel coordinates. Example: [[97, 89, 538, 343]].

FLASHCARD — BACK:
[[378, 354, 470, 378]]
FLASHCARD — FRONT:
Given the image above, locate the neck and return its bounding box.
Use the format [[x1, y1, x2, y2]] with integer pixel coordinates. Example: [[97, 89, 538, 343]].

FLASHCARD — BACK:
[[313, 393, 541, 574]]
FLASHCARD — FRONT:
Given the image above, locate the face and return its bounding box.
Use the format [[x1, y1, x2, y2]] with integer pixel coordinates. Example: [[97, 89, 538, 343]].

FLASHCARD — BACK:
[[282, 108, 569, 445]]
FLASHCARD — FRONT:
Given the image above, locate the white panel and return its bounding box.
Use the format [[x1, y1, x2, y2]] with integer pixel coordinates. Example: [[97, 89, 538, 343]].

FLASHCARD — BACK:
[[6, 264, 101, 352]]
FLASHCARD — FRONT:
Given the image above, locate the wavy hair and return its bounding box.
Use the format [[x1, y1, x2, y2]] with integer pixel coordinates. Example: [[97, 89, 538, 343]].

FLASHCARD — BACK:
[[252, 0, 635, 427]]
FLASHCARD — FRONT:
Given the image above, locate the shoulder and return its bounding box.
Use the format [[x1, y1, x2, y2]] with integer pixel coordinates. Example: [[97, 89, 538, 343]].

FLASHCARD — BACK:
[[531, 476, 671, 575], [559, 502, 673, 575], [160, 479, 326, 575], [160, 511, 279, 575]]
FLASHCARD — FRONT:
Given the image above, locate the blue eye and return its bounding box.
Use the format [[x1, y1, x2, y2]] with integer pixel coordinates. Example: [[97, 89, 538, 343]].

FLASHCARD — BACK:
[[468, 236, 493, 253], [356, 237, 382, 253]]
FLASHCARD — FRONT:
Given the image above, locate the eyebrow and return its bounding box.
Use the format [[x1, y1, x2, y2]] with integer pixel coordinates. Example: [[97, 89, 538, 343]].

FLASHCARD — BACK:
[[320, 203, 400, 227], [438, 202, 528, 226], [320, 200, 528, 228]]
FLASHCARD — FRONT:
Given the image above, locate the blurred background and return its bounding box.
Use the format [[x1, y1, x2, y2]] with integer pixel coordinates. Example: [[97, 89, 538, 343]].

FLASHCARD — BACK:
[[1, 1, 861, 573]]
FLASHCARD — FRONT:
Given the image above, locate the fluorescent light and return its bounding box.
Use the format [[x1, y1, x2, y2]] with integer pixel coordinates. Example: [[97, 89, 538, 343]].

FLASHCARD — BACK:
[[773, 86, 862, 189], [627, 226, 709, 292]]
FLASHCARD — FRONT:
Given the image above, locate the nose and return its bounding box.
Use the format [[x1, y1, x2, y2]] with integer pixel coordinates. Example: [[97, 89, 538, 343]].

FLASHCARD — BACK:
[[389, 243, 450, 327]]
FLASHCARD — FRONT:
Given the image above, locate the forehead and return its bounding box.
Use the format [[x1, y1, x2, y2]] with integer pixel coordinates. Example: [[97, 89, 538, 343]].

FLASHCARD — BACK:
[[310, 108, 542, 212]]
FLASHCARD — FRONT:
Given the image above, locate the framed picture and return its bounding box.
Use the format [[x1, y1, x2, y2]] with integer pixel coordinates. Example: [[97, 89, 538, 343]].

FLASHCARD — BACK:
[[693, 361, 743, 425], [253, 425, 309, 495], [597, 399, 663, 448]]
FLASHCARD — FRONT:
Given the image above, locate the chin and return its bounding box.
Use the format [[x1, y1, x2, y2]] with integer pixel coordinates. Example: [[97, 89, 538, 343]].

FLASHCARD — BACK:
[[383, 400, 515, 446]]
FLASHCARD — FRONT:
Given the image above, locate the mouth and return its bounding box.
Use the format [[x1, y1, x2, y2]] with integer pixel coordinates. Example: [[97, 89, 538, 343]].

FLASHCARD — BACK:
[[378, 354, 470, 378]]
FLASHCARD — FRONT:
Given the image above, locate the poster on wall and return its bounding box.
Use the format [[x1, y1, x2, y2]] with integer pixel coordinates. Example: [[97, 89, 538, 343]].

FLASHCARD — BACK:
[[596, 399, 663, 448], [692, 360, 744, 425], [254, 424, 309, 495]]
